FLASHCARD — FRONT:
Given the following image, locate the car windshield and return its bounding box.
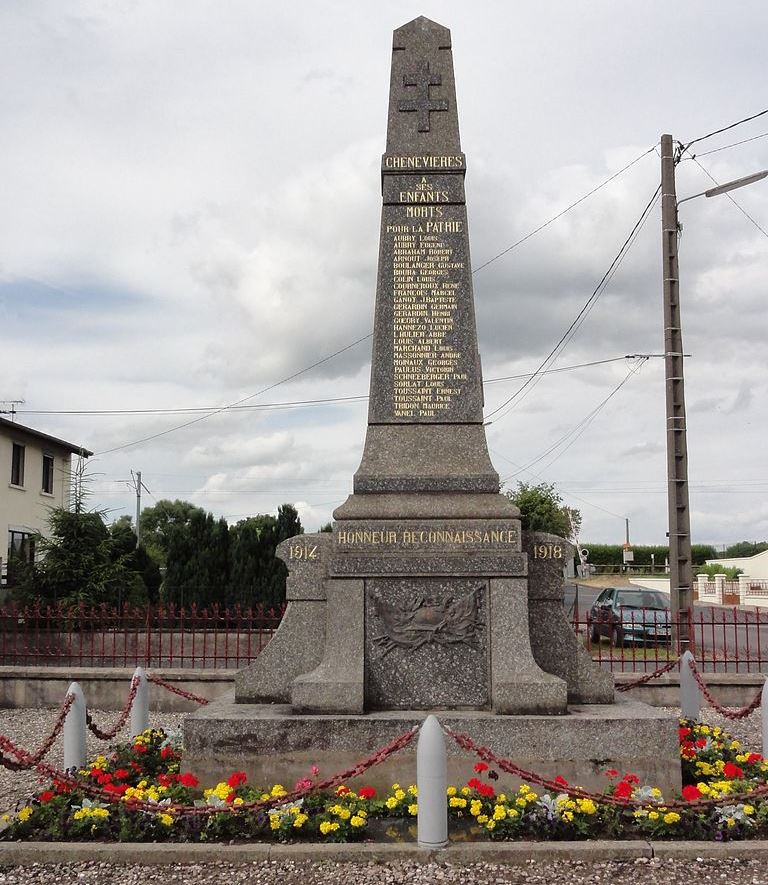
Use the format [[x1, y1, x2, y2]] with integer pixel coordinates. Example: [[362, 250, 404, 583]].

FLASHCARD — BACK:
[[615, 590, 668, 610]]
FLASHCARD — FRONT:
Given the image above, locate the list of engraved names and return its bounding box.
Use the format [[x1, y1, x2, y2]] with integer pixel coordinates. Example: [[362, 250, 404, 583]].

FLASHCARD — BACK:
[[388, 209, 467, 419]]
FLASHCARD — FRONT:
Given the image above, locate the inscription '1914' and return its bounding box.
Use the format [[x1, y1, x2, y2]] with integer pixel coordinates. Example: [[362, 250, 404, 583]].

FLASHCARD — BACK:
[[288, 543, 319, 561]]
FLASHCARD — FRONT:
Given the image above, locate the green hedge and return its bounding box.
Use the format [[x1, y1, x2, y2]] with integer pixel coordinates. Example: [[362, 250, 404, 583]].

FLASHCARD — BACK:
[[580, 543, 717, 567]]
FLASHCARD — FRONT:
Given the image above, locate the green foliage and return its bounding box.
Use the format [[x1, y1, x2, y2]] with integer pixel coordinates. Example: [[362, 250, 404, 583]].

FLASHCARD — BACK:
[[582, 543, 718, 567], [16, 509, 147, 608], [504, 482, 581, 541], [162, 512, 231, 608], [696, 564, 743, 579], [319, 522, 333, 533], [139, 499, 206, 568], [723, 541, 768, 559]]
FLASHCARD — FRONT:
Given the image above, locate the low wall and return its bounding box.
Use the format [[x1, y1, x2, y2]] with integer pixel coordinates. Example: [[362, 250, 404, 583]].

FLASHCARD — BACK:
[[0, 667, 234, 712], [0, 667, 762, 713]]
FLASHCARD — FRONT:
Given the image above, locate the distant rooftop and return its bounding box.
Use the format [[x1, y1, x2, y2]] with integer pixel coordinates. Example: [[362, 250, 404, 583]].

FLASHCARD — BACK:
[[0, 416, 93, 457]]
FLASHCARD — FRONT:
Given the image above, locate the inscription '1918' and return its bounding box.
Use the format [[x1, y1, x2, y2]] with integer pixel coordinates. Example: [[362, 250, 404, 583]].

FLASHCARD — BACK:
[[533, 544, 563, 559]]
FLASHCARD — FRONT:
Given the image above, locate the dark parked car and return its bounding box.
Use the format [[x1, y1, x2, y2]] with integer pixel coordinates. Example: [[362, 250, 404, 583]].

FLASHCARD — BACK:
[[588, 587, 671, 647]]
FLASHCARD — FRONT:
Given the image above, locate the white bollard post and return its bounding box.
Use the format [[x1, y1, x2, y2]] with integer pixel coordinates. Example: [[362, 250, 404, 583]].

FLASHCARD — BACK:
[[680, 650, 701, 721], [762, 678, 768, 760], [63, 682, 86, 770], [416, 714, 448, 849], [129, 667, 149, 738]]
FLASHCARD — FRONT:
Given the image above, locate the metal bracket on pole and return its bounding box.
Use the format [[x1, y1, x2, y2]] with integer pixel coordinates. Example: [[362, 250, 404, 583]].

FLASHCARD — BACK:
[[130, 666, 149, 738], [63, 682, 87, 770], [417, 715, 448, 849]]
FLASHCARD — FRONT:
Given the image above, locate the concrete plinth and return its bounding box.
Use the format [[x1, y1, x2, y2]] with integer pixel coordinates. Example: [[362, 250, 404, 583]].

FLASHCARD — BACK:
[[183, 693, 681, 797]]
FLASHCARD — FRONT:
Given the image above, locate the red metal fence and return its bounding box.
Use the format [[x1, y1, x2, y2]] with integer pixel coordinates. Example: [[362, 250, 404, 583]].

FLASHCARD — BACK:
[[0, 603, 284, 669], [1, 602, 766, 673], [573, 605, 768, 673]]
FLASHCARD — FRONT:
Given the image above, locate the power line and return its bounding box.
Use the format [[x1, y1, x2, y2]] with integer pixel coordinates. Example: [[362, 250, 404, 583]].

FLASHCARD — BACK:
[[498, 358, 648, 481], [694, 131, 768, 157], [93, 332, 373, 456], [484, 183, 661, 424], [683, 108, 768, 152], [12, 357, 633, 417], [686, 153, 768, 240], [472, 146, 657, 274]]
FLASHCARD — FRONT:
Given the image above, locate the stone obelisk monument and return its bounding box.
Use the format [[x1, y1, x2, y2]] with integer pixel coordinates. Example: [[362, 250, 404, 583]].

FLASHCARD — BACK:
[[187, 17, 679, 794]]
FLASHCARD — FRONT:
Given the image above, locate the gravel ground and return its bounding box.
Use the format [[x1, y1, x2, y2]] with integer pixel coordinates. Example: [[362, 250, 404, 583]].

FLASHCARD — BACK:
[[0, 704, 765, 883]]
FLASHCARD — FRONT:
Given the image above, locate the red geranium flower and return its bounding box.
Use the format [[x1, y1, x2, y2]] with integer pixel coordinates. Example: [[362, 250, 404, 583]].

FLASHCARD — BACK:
[[614, 781, 633, 799], [747, 753, 763, 764], [605, 768, 619, 778], [133, 744, 147, 754], [358, 787, 376, 800], [178, 772, 199, 788], [227, 771, 247, 788], [104, 783, 129, 796], [336, 785, 350, 796], [38, 790, 55, 803], [723, 762, 744, 779], [695, 738, 707, 748], [477, 783, 495, 798], [113, 768, 129, 780], [678, 727, 692, 741], [624, 774, 640, 785], [681, 785, 702, 801], [160, 745, 175, 760], [473, 762, 489, 773], [554, 775, 569, 787]]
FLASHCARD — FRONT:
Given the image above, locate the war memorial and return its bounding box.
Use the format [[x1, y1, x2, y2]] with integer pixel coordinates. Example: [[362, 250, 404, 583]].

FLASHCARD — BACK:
[[184, 16, 680, 793]]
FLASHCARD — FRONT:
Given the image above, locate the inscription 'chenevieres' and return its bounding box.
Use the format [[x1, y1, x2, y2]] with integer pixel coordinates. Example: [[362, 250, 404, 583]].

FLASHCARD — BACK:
[[384, 155, 464, 169]]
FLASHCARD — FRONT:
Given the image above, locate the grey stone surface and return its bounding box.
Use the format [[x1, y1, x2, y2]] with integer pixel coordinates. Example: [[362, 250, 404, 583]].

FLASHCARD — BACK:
[[365, 578, 489, 710], [524, 532, 614, 704], [353, 426, 499, 494], [277, 532, 329, 601], [291, 580, 364, 714], [334, 491, 519, 520], [489, 578, 568, 714], [234, 600, 326, 703], [330, 552, 526, 578], [184, 694, 681, 796]]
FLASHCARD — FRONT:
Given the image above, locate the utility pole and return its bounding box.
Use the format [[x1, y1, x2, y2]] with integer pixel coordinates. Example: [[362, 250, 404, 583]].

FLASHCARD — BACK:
[[130, 470, 150, 549], [661, 133, 692, 652]]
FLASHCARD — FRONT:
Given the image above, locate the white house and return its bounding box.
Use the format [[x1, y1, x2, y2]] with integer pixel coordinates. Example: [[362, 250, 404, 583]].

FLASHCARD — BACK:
[[0, 417, 92, 583], [705, 550, 768, 580]]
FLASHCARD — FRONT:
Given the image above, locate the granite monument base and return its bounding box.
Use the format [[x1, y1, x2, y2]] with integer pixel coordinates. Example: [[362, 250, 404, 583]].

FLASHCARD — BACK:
[[183, 693, 681, 796]]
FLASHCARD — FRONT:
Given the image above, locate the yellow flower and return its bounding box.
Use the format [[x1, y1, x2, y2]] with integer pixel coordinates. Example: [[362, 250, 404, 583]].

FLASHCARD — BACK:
[[408, 785, 418, 796], [699, 725, 710, 735], [493, 805, 507, 821], [650, 788, 662, 799], [446, 786, 457, 797], [486, 819, 496, 830], [562, 811, 574, 822], [648, 811, 659, 821], [460, 787, 471, 796], [470, 800, 483, 817], [394, 790, 406, 801], [497, 793, 507, 802], [633, 809, 647, 819], [663, 812, 680, 825], [157, 813, 174, 827], [744, 805, 755, 816], [516, 797, 527, 808], [392, 783, 400, 790], [319, 820, 335, 835], [233, 797, 244, 807], [338, 808, 351, 821], [726, 817, 736, 828], [294, 813, 308, 828], [577, 799, 597, 815], [350, 815, 365, 828], [730, 740, 741, 750], [386, 797, 398, 810], [477, 814, 489, 824], [17, 807, 33, 823], [269, 816, 281, 831], [508, 808, 519, 819], [270, 784, 287, 797], [449, 797, 467, 809]]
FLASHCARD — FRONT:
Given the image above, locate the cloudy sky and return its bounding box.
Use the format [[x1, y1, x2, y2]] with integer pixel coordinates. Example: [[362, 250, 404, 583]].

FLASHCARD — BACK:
[[2, 0, 767, 547]]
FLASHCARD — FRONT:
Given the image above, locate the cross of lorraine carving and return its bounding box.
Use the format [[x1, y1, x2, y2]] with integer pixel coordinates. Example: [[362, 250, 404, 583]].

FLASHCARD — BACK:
[[398, 60, 448, 132]]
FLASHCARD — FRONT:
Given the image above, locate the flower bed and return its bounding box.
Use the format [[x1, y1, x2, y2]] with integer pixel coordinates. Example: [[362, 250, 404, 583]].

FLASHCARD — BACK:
[[4, 720, 768, 843]]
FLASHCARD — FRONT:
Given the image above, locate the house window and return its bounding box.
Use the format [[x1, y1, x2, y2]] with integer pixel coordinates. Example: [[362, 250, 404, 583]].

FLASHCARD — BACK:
[[42, 453, 54, 494], [10, 443, 25, 487], [6, 530, 35, 585]]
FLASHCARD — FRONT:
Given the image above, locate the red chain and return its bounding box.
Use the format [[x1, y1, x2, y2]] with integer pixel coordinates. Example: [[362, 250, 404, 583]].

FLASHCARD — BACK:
[[687, 657, 763, 720], [86, 677, 139, 740], [0, 726, 417, 818], [443, 726, 768, 812], [0, 693, 75, 765], [615, 656, 681, 692], [146, 674, 210, 706]]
